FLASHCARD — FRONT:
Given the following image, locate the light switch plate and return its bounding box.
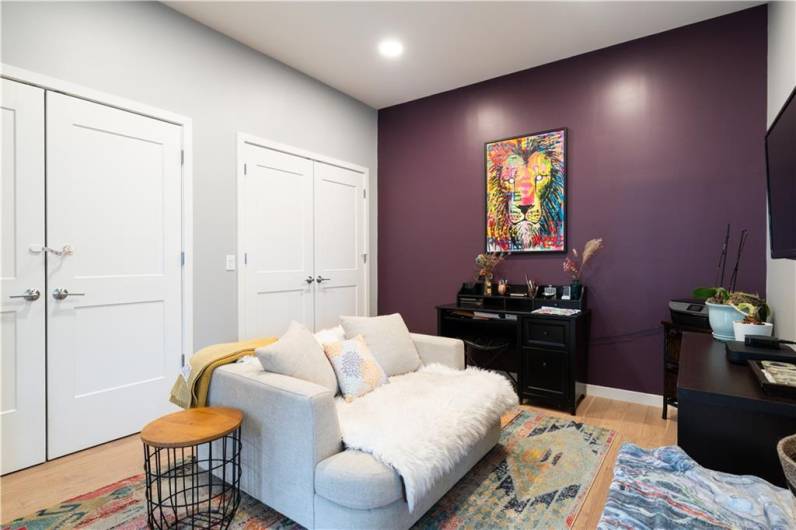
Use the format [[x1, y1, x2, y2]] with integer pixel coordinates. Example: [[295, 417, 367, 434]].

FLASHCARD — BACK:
[[225, 254, 236, 271]]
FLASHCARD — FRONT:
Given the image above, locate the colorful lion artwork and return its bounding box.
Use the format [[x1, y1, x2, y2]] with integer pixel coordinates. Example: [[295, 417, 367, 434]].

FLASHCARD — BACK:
[[485, 128, 566, 253]]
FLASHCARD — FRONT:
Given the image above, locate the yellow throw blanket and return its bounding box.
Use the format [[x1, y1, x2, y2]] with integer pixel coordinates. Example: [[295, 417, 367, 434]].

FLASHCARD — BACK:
[[169, 337, 277, 409]]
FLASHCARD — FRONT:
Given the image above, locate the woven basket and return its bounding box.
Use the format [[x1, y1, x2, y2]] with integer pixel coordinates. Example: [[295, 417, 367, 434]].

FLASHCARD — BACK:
[[777, 434, 796, 495]]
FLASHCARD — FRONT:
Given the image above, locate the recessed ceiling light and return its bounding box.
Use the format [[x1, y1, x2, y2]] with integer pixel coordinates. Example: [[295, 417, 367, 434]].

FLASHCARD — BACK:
[[378, 39, 404, 59]]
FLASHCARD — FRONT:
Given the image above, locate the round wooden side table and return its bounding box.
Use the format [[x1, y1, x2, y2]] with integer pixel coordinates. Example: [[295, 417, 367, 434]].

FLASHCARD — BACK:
[[141, 407, 243, 529]]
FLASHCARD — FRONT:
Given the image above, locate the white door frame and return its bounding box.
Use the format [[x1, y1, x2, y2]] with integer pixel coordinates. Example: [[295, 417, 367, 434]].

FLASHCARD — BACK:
[[0, 64, 194, 362], [236, 132, 370, 339]]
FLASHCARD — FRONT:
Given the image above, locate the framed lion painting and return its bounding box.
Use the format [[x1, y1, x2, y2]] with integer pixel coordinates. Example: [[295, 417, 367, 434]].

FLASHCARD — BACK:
[[485, 128, 567, 253]]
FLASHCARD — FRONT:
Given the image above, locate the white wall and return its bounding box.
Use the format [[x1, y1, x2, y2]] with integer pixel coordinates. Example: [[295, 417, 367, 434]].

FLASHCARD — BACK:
[[1, 1, 379, 349], [767, 1, 796, 342]]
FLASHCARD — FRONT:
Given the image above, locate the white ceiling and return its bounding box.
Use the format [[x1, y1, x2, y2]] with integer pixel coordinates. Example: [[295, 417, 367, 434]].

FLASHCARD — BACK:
[[166, 1, 760, 109]]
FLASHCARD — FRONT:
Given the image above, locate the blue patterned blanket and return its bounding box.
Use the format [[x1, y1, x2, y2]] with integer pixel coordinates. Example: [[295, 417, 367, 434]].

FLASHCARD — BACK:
[[598, 443, 795, 529]]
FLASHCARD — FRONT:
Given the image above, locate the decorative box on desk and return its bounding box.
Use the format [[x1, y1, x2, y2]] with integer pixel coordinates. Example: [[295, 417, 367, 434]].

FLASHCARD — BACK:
[[438, 283, 591, 414]]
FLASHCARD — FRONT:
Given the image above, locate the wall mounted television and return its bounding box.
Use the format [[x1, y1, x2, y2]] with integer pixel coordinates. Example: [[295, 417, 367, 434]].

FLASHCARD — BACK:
[[766, 84, 796, 260]]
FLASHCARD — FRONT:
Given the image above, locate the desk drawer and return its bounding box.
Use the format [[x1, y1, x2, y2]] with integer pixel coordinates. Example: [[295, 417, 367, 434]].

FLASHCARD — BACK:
[[523, 348, 566, 395], [523, 320, 568, 348]]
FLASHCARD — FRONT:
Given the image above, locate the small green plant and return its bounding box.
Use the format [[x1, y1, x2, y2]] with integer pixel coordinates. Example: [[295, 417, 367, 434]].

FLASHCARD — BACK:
[[693, 286, 730, 304], [692, 287, 770, 324]]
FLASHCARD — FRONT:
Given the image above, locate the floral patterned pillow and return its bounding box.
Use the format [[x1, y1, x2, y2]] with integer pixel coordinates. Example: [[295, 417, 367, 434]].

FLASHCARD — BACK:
[[323, 335, 388, 401]]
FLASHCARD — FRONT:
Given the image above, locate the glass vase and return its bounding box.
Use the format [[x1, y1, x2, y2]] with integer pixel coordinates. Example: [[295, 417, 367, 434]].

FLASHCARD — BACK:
[[483, 275, 493, 296], [570, 279, 582, 300]]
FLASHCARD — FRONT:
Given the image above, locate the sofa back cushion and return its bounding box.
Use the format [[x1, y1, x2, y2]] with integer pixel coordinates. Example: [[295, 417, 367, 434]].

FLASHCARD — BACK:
[[256, 321, 338, 393], [314, 325, 345, 346], [340, 314, 421, 376], [323, 335, 388, 402]]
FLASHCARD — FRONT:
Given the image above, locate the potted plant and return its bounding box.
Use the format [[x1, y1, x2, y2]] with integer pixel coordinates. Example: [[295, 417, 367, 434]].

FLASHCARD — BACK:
[[692, 287, 771, 341], [475, 252, 507, 296], [730, 294, 773, 341], [563, 238, 604, 300]]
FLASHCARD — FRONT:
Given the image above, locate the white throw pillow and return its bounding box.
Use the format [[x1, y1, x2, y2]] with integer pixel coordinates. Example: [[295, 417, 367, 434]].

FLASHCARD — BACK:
[[340, 314, 421, 376], [323, 335, 388, 402], [314, 325, 345, 346], [256, 321, 338, 393]]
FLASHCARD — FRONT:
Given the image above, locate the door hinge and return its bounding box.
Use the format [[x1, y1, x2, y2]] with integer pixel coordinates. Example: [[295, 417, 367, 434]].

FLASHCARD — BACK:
[[244, 252, 248, 265], [180, 251, 185, 266], [181, 353, 185, 366], [362, 253, 368, 263], [180, 150, 184, 166], [363, 189, 367, 199], [244, 163, 247, 175]]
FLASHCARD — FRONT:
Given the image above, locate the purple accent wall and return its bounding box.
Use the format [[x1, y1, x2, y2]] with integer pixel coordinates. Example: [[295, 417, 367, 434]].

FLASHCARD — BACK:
[[377, 7, 767, 394]]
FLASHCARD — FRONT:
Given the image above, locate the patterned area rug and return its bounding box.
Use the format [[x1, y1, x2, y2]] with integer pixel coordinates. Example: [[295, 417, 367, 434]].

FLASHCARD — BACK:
[[598, 443, 796, 529], [415, 410, 616, 529], [3, 409, 615, 530]]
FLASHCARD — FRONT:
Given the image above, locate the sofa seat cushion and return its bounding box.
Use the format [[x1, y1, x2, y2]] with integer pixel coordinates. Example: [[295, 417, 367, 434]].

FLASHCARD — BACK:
[[315, 449, 403, 510]]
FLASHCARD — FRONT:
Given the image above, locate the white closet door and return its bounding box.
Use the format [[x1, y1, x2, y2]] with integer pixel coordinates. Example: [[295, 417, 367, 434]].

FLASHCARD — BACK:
[[313, 162, 366, 330], [1, 79, 46, 474], [240, 144, 314, 338], [46, 92, 183, 458]]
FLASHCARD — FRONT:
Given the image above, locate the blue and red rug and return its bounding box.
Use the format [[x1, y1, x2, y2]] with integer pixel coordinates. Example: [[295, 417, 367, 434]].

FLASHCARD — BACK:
[[3, 409, 615, 529]]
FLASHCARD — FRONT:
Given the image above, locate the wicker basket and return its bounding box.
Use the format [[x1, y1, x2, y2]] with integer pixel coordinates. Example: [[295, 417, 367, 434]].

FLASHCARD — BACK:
[[777, 434, 796, 495]]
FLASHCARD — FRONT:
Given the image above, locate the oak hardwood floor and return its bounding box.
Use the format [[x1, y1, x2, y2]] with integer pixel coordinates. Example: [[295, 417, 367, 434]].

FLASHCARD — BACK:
[[1, 395, 676, 527]]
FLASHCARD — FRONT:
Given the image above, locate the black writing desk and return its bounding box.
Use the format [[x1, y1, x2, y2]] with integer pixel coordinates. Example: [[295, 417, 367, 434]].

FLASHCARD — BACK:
[[437, 304, 590, 414]]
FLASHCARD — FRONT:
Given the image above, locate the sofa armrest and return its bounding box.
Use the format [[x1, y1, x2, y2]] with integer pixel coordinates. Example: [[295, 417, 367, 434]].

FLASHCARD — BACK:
[[410, 333, 465, 370], [207, 361, 341, 527]]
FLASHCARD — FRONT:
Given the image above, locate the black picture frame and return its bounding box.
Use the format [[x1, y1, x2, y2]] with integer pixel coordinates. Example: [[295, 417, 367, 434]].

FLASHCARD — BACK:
[[484, 127, 568, 254]]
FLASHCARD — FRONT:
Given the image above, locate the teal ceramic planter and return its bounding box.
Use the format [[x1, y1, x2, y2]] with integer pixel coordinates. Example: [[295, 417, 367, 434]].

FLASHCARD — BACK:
[[706, 302, 744, 341]]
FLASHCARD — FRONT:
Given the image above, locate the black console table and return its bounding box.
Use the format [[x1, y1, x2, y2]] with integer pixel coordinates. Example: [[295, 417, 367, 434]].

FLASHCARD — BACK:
[[437, 285, 590, 414], [678, 333, 796, 486]]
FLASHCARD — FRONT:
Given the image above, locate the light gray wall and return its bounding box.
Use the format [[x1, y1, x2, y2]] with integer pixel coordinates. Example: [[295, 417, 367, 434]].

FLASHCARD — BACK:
[[767, 1, 796, 342], [1, 1, 378, 349]]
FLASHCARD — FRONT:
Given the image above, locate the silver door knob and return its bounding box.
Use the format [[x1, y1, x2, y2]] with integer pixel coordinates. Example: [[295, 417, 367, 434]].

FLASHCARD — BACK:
[[52, 288, 85, 300], [9, 288, 41, 301], [305, 276, 315, 284], [316, 276, 331, 284]]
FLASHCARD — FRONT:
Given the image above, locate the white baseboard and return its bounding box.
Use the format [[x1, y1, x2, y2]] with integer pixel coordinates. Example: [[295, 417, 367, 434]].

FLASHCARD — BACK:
[[586, 383, 662, 408]]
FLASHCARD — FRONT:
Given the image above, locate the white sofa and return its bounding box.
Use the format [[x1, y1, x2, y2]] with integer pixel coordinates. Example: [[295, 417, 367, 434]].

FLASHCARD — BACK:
[[207, 333, 501, 530]]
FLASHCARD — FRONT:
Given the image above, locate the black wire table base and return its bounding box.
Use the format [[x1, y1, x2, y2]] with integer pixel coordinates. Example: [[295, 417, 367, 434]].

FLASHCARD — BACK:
[[143, 427, 242, 529]]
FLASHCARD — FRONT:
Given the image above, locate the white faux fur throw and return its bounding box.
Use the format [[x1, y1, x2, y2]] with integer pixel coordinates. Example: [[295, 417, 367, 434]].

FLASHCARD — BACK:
[[334, 363, 518, 511]]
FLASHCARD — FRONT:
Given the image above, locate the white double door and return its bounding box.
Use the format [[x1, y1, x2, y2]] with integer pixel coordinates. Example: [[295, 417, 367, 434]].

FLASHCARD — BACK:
[[1, 80, 184, 473], [1, 79, 46, 474], [239, 142, 367, 338]]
